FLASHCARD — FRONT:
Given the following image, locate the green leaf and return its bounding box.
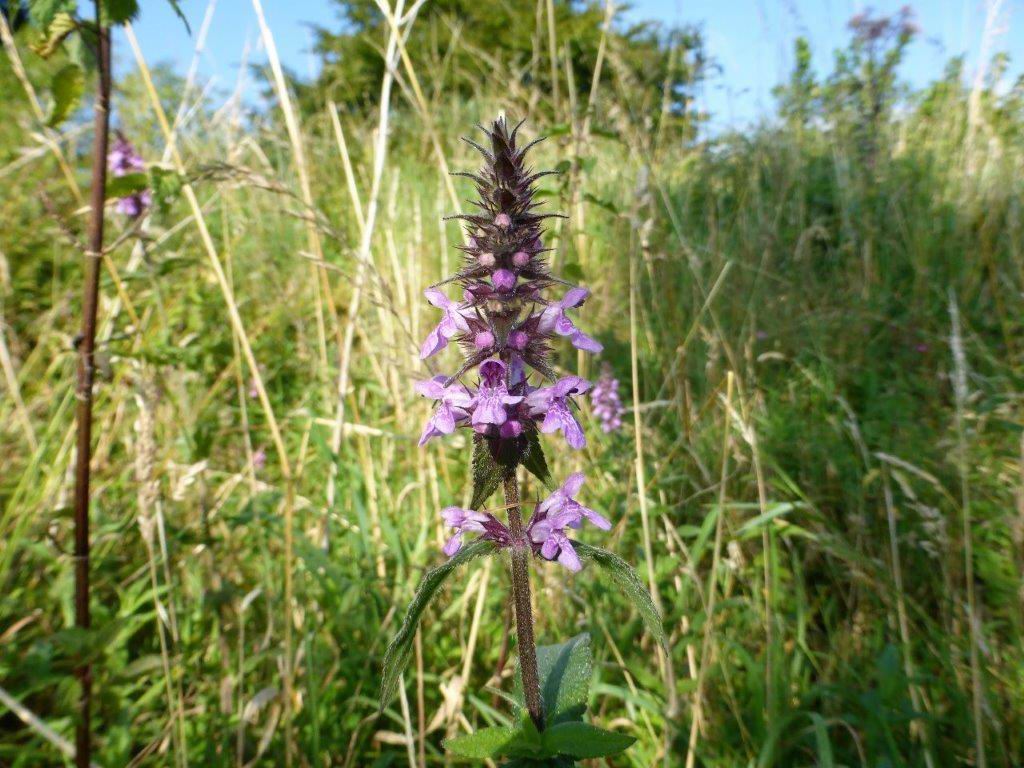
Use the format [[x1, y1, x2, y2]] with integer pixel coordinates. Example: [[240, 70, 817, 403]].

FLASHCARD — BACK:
[[583, 192, 619, 214], [575, 542, 666, 649], [521, 429, 554, 491], [444, 726, 517, 759], [100, 0, 138, 24], [379, 539, 497, 710], [47, 63, 84, 127], [516, 633, 592, 725], [106, 172, 148, 198], [164, 0, 191, 33], [28, 0, 75, 29], [30, 10, 76, 58], [470, 433, 504, 509], [560, 261, 584, 282], [149, 166, 184, 214], [542, 721, 636, 758]]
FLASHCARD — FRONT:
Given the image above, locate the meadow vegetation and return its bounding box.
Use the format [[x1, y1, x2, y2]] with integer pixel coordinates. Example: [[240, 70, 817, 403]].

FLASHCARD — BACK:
[[1, 2, 1023, 765]]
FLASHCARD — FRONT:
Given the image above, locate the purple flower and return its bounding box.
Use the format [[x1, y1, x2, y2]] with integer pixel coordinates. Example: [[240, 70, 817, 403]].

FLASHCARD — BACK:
[[109, 134, 145, 175], [420, 289, 471, 359], [441, 506, 512, 555], [252, 446, 267, 471], [525, 376, 591, 449], [108, 133, 150, 218], [590, 364, 624, 433], [527, 472, 610, 570], [115, 191, 152, 218], [470, 359, 523, 426], [415, 376, 473, 445], [539, 288, 603, 353]]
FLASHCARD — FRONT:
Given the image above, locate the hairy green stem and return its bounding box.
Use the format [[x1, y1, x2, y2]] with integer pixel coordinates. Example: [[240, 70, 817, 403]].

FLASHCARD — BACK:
[[503, 473, 544, 730]]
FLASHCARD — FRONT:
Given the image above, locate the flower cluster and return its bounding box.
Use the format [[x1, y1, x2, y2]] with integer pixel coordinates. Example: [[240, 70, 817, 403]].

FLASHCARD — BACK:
[[417, 117, 607, 569], [590, 363, 624, 433], [108, 133, 151, 218], [442, 473, 609, 571]]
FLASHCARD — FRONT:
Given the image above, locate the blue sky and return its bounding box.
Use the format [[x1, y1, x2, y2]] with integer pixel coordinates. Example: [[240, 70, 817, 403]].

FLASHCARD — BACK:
[[119, 0, 1022, 130]]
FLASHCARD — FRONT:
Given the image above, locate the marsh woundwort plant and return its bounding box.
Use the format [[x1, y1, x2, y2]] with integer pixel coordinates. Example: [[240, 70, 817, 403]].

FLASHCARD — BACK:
[[381, 118, 665, 765]]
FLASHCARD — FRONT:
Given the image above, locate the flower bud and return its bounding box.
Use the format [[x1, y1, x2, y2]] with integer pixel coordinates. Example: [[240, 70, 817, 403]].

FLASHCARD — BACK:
[[478, 252, 496, 267], [474, 330, 495, 349], [495, 212, 511, 229], [492, 268, 516, 292], [512, 251, 530, 267], [509, 330, 529, 350]]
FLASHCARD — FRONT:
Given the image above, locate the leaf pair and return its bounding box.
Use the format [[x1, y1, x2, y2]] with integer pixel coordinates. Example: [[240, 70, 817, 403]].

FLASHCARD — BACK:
[[445, 634, 635, 763]]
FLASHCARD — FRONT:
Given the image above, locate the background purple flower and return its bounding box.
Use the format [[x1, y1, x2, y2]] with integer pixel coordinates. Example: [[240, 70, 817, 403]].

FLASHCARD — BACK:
[[590, 364, 624, 433]]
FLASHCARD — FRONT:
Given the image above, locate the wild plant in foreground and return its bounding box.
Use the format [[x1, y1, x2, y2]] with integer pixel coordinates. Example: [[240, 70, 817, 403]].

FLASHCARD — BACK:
[[381, 118, 665, 765]]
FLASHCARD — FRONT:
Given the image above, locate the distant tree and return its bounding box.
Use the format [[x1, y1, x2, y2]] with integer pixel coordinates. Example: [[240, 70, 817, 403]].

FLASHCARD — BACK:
[[303, 0, 705, 125]]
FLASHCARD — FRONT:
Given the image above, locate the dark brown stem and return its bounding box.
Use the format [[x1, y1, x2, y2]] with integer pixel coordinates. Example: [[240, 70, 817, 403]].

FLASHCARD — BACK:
[[503, 473, 544, 731], [74, 8, 111, 768]]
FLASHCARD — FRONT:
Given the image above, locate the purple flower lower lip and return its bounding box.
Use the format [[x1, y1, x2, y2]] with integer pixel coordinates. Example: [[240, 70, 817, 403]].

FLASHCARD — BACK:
[[539, 288, 603, 353], [420, 289, 472, 359], [525, 376, 591, 449]]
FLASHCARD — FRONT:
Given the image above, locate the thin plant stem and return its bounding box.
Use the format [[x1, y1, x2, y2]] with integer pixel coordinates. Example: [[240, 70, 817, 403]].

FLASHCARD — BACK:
[[950, 291, 987, 768], [74, 8, 111, 766], [503, 474, 544, 731]]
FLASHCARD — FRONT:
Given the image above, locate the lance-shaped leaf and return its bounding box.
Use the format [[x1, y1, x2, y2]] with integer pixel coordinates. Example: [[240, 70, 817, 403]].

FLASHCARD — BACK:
[[575, 542, 666, 649], [514, 633, 592, 725], [380, 539, 497, 709], [470, 433, 504, 509], [445, 716, 542, 761], [521, 428, 555, 491], [47, 63, 84, 127], [106, 172, 148, 199], [444, 726, 517, 759], [542, 721, 636, 759]]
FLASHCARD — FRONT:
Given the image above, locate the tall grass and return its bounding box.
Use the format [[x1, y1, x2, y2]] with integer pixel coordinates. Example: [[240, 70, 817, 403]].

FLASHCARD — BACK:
[[1, 5, 1023, 766]]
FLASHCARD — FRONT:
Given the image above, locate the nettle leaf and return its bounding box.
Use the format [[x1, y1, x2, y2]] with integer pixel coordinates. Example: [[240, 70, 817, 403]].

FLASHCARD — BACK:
[[47, 63, 84, 127], [30, 10, 76, 58], [470, 433, 504, 509], [150, 166, 183, 214], [515, 633, 592, 725], [106, 172, 148, 199], [521, 429, 554, 491], [100, 0, 138, 24], [575, 542, 666, 649], [164, 0, 191, 32], [28, 0, 76, 29], [444, 726, 517, 759], [379, 539, 497, 710], [542, 722, 636, 759]]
